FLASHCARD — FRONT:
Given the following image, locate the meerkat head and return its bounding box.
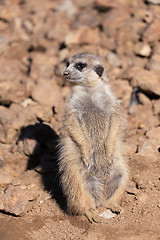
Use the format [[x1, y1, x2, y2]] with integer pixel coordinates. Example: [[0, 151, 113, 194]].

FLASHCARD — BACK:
[[63, 53, 109, 87]]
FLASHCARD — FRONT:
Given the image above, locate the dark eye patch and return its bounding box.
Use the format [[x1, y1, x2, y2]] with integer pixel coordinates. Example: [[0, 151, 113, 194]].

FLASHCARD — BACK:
[[74, 62, 87, 71], [94, 65, 104, 77], [66, 61, 70, 67]]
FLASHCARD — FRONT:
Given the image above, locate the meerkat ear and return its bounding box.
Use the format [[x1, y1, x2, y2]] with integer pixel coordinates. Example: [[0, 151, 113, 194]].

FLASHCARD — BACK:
[[94, 65, 104, 77]]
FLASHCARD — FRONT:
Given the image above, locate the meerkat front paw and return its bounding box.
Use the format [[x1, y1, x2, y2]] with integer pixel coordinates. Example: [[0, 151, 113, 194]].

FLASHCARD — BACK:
[[108, 204, 123, 214], [85, 209, 101, 223]]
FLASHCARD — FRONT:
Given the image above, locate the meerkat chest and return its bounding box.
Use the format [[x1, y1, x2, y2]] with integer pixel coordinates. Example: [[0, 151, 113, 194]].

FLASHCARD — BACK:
[[70, 93, 112, 135]]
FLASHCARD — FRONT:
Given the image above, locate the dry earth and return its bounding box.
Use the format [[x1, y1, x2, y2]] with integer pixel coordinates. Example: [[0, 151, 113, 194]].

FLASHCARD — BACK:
[[0, 0, 160, 239]]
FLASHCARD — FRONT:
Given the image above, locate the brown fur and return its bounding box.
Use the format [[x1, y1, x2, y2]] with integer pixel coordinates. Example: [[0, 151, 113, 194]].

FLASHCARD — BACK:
[[58, 53, 129, 222]]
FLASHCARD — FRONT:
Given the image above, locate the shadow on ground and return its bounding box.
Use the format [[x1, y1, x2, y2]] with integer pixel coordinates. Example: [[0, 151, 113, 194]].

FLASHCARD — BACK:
[[18, 123, 67, 212]]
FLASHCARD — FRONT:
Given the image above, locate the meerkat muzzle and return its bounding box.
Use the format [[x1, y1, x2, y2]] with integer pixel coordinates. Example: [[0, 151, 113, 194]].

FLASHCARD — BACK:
[[63, 71, 70, 77]]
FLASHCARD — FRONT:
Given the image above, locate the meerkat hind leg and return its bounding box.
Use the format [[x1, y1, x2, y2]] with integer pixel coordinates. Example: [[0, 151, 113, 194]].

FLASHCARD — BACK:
[[105, 172, 125, 213]]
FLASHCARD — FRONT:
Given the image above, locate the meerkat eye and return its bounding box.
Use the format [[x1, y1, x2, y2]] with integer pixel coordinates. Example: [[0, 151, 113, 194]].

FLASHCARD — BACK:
[[94, 65, 104, 77], [66, 61, 70, 67], [75, 62, 87, 71]]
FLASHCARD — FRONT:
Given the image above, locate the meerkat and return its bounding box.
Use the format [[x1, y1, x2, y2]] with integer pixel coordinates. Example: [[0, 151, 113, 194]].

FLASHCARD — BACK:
[[58, 53, 128, 223]]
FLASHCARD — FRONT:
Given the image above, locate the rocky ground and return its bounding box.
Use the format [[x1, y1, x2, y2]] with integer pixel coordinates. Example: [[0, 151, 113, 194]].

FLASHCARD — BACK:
[[0, 0, 160, 239]]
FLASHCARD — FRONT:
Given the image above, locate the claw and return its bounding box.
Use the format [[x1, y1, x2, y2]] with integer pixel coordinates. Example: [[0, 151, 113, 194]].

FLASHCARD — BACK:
[[85, 209, 101, 223], [109, 204, 123, 214]]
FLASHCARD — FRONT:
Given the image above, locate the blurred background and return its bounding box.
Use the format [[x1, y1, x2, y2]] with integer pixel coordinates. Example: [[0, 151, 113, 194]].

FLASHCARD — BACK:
[[0, 0, 160, 239]]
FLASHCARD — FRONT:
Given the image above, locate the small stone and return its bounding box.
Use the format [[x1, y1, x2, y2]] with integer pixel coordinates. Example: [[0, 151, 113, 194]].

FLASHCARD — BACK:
[[137, 192, 148, 203], [22, 138, 40, 156], [22, 20, 33, 34], [146, 0, 160, 4], [0, 157, 5, 168], [106, 52, 122, 67], [12, 179, 22, 186], [0, 173, 13, 186], [136, 180, 146, 190], [126, 186, 138, 196], [134, 42, 152, 57], [135, 9, 153, 23], [142, 11, 153, 23], [0, 34, 9, 54], [153, 100, 160, 115], [146, 127, 160, 140], [99, 209, 119, 219], [21, 98, 36, 108], [56, 0, 77, 16]]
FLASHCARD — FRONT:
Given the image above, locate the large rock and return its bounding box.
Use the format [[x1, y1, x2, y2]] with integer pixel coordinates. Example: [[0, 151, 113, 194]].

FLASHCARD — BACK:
[[143, 18, 160, 42], [146, 0, 160, 4], [116, 19, 146, 56], [45, 12, 71, 42], [0, 106, 15, 126], [137, 138, 160, 161], [0, 125, 17, 144], [147, 43, 160, 73], [72, 0, 95, 8], [0, 79, 32, 104], [128, 104, 159, 130], [0, 4, 21, 21], [131, 69, 160, 97], [70, 10, 100, 29], [102, 8, 131, 37], [30, 53, 58, 80], [95, 0, 119, 9], [31, 78, 63, 109], [137, 92, 151, 105], [10, 101, 53, 129], [65, 26, 101, 45], [111, 80, 132, 107], [0, 185, 39, 216]]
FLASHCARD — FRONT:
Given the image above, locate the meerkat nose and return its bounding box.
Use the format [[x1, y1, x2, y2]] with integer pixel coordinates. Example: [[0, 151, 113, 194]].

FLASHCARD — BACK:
[[63, 71, 70, 77]]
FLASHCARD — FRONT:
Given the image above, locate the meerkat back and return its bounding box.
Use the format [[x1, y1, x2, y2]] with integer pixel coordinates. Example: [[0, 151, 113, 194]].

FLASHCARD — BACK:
[[58, 53, 129, 223]]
